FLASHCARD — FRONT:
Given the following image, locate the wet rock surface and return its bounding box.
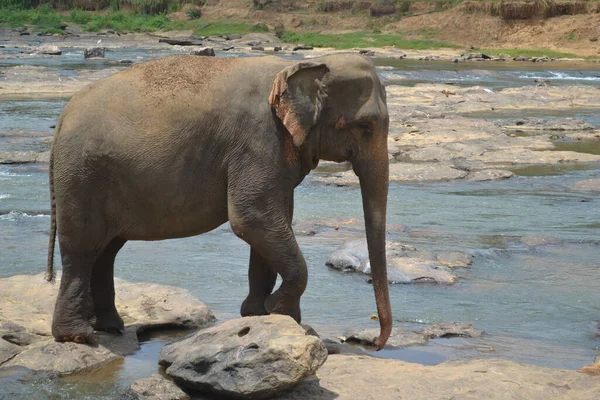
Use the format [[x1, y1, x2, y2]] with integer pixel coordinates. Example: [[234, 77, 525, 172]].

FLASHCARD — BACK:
[[128, 374, 190, 400], [159, 315, 328, 399], [0, 273, 215, 375], [327, 239, 460, 284], [281, 355, 600, 400], [342, 323, 483, 348]]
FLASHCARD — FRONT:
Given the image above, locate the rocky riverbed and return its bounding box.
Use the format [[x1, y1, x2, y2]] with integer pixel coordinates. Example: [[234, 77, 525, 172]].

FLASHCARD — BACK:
[[1, 28, 600, 399]]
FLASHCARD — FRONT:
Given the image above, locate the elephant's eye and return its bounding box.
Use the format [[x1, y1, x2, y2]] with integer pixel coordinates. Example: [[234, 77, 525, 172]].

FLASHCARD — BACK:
[[358, 122, 371, 131]]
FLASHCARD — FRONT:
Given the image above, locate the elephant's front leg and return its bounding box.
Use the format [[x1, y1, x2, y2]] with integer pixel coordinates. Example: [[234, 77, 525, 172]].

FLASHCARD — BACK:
[[240, 249, 277, 317], [229, 187, 306, 322]]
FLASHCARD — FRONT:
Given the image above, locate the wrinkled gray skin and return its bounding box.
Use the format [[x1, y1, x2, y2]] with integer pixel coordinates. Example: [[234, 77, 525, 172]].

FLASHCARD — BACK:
[[46, 54, 392, 348]]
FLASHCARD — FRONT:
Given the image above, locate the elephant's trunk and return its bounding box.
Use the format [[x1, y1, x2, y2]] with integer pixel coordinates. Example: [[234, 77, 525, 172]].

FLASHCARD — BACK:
[[357, 156, 391, 349]]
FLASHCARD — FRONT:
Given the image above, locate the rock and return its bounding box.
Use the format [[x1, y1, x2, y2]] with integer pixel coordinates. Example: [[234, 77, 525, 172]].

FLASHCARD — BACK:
[[129, 374, 190, 400], [436, 252, 473, 268], [159, 315, 327, 399], [0, 339, 22, 364], [465, 169, 514, 181], [326, 240, 456, 284], [370, 0, 396, 17], [0, 273, 215, 375], [251, 46, 265, 51], [34, 45, 61, 55], [84, 47, 106, 59], [292, 45, 314, 51], [569, 178, 600, 193], [284, 355, 600, 399], [226, 34, 242, 40], [343, 327, 428, 348], [578, 362, 600, 376], [0, 151, 49, 164], [422, 322, 483, 339], [158, 38, 203, 46], [190, 47, 215, 56], [273, 46, 282, 52], [419, 56, 440, 61]]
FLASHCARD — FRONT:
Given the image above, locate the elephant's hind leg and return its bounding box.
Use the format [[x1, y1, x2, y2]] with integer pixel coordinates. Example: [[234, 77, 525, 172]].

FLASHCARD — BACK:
[[52, 249, 99, 343], [241, 248, 277, 317], [90, 238, 126, 334]]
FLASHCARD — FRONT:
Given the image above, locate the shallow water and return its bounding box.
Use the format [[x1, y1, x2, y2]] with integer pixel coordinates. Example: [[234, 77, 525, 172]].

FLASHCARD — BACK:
[[375, 59, 600, 89], [0, 50, 599, 397]]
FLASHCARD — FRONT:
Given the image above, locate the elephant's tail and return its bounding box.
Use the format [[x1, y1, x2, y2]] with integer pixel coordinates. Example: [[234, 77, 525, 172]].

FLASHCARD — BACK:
[[45, 129, 57, 282]]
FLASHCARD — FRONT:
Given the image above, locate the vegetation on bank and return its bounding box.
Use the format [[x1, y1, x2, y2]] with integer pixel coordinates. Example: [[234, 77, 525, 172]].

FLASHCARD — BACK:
[[281, 31, 457, 50], [0, 3, 591, 56]]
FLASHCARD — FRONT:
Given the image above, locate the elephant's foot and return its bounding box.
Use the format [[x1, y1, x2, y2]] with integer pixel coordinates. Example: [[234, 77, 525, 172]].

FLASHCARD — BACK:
[[264, 291, 301, 323], [91, 309, 124, 334], [52, 322, 96, 344], [241, 296, 269, 317]]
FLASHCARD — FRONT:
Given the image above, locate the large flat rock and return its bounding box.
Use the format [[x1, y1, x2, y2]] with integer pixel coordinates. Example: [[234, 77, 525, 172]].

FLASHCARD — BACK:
[[280, 355, 600, 400], [0, 273, 215, 375]]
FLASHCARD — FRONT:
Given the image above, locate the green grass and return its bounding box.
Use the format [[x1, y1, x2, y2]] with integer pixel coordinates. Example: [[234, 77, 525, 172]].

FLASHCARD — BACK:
[[482, 48, 580, 58], [281, 31, 457, 49], [70, 9, 170, 32], [0, 4, 63, 32]]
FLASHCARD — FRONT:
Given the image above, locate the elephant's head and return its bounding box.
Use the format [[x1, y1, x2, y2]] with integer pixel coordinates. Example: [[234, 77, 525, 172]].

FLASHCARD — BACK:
[[269, 54, 392, 349]]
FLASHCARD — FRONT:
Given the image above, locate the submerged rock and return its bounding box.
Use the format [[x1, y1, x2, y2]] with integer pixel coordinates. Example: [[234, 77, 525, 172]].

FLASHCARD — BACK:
[[436, 252, 473, 268], [0, 273, 215, 375], [569, 178, 600, 193], [159, 315, 327, 399], [422, 323, 483, 339], [326, 240, 457, 284], [129, 374, 190, 400]]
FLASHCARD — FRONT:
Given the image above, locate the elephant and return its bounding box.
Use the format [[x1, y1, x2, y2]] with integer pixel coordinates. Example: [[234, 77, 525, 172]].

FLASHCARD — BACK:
[[45, 53, 392, 348]]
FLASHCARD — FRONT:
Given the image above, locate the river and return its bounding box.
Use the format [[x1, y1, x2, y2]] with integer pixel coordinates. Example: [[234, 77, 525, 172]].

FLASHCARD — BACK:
[[0, 44, 599, 398]]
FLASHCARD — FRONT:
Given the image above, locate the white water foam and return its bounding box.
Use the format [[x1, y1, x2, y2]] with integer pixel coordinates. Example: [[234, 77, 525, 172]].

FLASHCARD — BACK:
[[520, 71, 600, 81], [0, 194, 10, 200], [0, 211, 49, 221]]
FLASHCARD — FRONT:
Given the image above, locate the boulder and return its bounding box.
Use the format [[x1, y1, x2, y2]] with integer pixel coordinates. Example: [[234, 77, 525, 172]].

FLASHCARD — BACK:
[[226, 33, 242, 40], [190, 47, 215, 56], [370, 0, 396, 17], [34, 45, 61, 55], [251, 46, 265, 51], [326, 240, 457, 284], [129, 374, 190, 400], [321, 1, 354, 12], [84, 47, 106, 59], [0, 273, 215, 375], [159, 315, 328, 399]]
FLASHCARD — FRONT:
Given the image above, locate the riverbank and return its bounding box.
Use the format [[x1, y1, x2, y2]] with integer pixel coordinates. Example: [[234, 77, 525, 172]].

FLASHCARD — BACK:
[[2, 1, 600, 57]]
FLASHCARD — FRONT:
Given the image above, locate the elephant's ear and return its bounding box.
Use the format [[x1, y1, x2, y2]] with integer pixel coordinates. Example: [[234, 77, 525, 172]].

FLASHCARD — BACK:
[[269, 62, 329, 147]]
